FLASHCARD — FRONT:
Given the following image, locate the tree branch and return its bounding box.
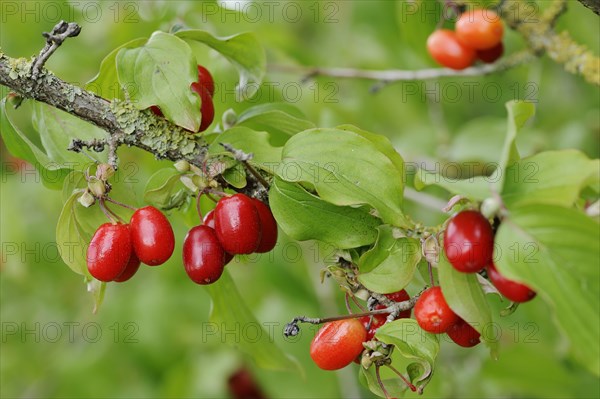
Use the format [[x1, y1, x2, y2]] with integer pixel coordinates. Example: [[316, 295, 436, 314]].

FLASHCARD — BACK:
[[577, 0, 600, 15]]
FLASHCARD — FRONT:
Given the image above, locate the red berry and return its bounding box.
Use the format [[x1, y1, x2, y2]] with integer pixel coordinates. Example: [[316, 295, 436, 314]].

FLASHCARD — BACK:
[[360, 315, 387, 341], [203, 210, 234, 265], [444, 210, 494, 273], [149, 105, 163, 117], [251, 199, 278, 253], [130, 206, 175, 266], [456, 9, 504, 50], [487, 263, 536, 303], [87, 223, 132, 282], [214, 194, 262, 254], [183, 225, 227, 284], [114, 252, 141, 283], [446, 318, 481, 347], [196, 65, 215, 97], [476, 42, 504, 63], [426, 30, 476, 70], [191, 84, 214, 132], [310, 319, 367, 370], [414, 287, 459, 334]]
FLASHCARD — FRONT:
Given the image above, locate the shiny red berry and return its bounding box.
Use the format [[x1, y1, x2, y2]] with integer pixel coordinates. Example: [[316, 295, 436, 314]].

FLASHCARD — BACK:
[[114, 252, 141, 283], [310, 319, 367, 370], [427, 29, 476, 70], [360, 314, 387, 341], [477, 42, 504, 63], [487, 263, 536, 303], [446, 318, 481, 347], [456, 9, 504, 50], [444, 210, 494, 273], [414, 287, 459, 334], [251, 199, 278, 253], [214, 194, 262, 254], [196, 65, 215, 97], [87, 223, 132, 282], [203, 210, 234, 265], [130, 206, 175, 266], [183, 225, 227, 284], [191, 83, 214, 132]]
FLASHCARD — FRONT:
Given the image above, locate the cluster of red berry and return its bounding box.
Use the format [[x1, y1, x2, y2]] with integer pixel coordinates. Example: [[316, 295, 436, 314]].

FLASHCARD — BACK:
[[150, 64, 215, 132], [310, 289, 411, 371], [87, 206, 175, 282], [427, 8, 504, 70], [415, 210, 537, 346], [183, 193, 278, 285]]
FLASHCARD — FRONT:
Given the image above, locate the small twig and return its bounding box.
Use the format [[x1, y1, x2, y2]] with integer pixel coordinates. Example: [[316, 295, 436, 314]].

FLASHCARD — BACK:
[[577, 0, 600, 15], [386, 363, 417, 392], [32, 21, 81, 80], [375, 365, 392, 399], [220, 142, 270, 189], [68, 138, 107, 153], [105, 197, 137, 211]]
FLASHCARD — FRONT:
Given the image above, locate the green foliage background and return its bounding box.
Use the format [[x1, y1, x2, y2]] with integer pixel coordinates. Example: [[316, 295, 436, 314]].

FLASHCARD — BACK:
[[1, 1, 599, 398]]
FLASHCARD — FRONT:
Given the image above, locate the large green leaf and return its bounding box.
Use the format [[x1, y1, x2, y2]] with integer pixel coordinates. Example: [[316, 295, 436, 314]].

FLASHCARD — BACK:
[[438, 253, 497, 357], [358, 227, 421, 293], [502, 150, 599, 208], [414, 171, 492, 201], [208, 126, 282, 170], [269, 178, 380, 248], [86, 37, 147, 100], [116, 31, 200, 131], [495, 205, 600, 376], [143, 168, 187, 209], [205, 271, 298, 371], [279, 127, 410, 228], [175, 30, 266, 100]]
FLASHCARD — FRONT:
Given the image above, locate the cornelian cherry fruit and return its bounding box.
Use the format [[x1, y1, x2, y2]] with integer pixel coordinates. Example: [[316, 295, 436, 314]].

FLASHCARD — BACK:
[[444, 210, 494, 273], [251, 198, 278, 253], [360, 314, 387, 341], [456, 9, 504, 50], [414, 287, 459, 334], [487, 262, 536, 303], [203, 210, 234, 265], [214, 194, 262, 254], [87, 223, 132, 282], [114, 252, 141, 283], [426, 30, 476, 70], [183, 225, 227, 284], [191, 83, 214, 132], [196, 65, 215, 97], [446, 318, 481, 347], [310, 319, 367, 370], [130, 206, 175, 266], [476, 42, 504, 63]]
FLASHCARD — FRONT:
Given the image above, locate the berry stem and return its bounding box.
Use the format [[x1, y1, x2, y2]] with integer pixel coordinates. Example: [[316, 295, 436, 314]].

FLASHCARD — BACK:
[[98, 198, 125, 224], [220, 142, 270, 189], [375, 365, 392, 399], [386, 363, 417, 392], [195, 190, 204, 221], [105, 197, 137, 211]]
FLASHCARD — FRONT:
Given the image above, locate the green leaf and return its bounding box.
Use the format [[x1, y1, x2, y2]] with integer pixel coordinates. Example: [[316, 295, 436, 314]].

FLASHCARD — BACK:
[[222, 162, 247, 188], [413, 170, 492, 201], [502, 150, 599, 208], [208, 126, 282, 170], [116, 31, 200, 131], [269, 178, 380, 248], [235, 103, 315, 145], [175, 30, 266, 100], [495, 205, 600, 376], [358, 227, 421, 293], [86, 37, 147, 100], [205, 271, 299, 371], [359, 365, 409, 398], [1, 98, 72, 189], [279, 127, 410, 228], [56, 189, 91, 276], [143, 168, 187, 209], [438, 253, 497, 357], [376, 319, 439, 388], [495, 101, 536, 192], [449, 117, 507, 164]]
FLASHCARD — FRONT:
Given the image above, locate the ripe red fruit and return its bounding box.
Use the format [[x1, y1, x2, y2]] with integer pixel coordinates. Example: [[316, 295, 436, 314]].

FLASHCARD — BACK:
[[476, 42, 504, 63], [87, 223, 132, 282], [444, 210, 494, 273], [310, 319, 367, 370], [446, 318, 481, 347], [130, 206, 175, 266], [456, 9, 504, 50], [149, 105, 163, 117], [114, 253, 141, 283], [203, 210, 234, 265], [214, 194, 262, 254], [196, 65, 215, 97], [251, 199, 278, 253], [360, 314, 387, 341], [191, 83, 214, 132], [183, 225, 227, 284], [426, 30, 476, 70], [487, 263, 536, 303], [414, 287, 459, 334]]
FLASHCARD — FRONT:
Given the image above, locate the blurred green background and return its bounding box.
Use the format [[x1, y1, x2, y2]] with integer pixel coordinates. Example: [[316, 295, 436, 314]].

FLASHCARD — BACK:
[[1, 1, 599, 398]]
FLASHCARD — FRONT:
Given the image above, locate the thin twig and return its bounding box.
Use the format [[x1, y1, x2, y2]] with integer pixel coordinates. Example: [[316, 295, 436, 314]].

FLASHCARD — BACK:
[[220, 142, 270, 189], [32, 21, 81, 79]]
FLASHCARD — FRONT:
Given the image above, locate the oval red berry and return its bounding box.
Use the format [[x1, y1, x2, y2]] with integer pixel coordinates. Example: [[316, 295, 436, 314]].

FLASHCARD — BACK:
[[446, 318, 481, 347], [310, 319, 367, 370], [487, 262, 536, 303], [114, 252, 141, 283], [444, 210, 494, 273], [87, 223, 132, 282], [130, 206, 175, 266], [191, 83, 214, 132], [427, 29, 476, 70], [214, 194, 262, 255], [251, 198, 278, 253], [414, 286, 459, 334], [183, 225, 227, 285], [197, 65, 215, 97]]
